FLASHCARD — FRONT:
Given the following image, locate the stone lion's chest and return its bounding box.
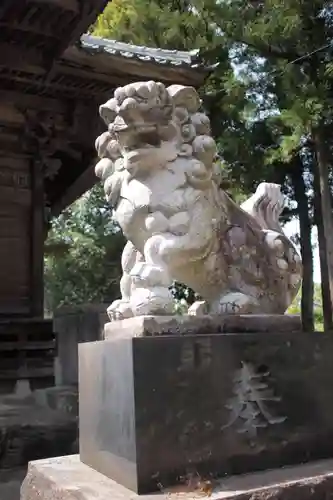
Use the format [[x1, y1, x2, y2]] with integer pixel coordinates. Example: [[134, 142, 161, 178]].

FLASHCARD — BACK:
[[120, 165, 187, 210]]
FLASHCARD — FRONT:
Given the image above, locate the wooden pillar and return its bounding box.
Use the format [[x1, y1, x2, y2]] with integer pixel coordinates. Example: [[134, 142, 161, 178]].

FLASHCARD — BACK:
[[0, 155, 45, 317], [0, 157, 32, 316], [30, 157, 45, 317], [23, 108, 54, 318], [0, 110, 55, 394]]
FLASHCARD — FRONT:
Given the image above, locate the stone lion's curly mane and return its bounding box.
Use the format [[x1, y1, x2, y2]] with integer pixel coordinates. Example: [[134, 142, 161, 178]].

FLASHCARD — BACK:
[[94, 81, 220, 200]]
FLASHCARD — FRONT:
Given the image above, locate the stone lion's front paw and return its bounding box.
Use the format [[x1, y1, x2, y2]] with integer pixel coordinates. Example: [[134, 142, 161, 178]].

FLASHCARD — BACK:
[[107, 299, 133, 321], [130, 287, 174, 316], [188, 300, 208, 316]]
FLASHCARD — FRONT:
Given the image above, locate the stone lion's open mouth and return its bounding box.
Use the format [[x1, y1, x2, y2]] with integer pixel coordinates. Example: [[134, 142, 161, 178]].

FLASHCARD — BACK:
[[125, 147, 156, 162], [118, 129, 162, 153], [123, 142, 155, 153]]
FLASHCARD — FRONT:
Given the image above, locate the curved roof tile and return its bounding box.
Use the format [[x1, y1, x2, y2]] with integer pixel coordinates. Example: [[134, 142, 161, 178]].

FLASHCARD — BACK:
[[78, 34, 207, 70]]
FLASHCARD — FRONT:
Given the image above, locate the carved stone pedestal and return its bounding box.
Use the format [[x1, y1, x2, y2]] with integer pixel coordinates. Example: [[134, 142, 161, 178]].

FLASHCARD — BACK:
[[78, 315, 333, 494]]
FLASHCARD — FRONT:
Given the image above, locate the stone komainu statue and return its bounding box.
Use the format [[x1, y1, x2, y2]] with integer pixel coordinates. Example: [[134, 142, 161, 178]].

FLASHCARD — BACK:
[[95, 81, 302, 319]]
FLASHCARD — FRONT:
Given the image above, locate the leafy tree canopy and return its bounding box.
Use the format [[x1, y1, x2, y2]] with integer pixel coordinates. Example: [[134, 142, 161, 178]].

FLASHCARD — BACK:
[[44, 184, 124, 312]]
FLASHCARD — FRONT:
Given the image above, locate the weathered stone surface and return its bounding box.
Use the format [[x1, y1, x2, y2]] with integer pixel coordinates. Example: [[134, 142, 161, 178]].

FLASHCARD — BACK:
[[104, 314, 302, 339], [20, 455, 333, 500], [79, 331, 333, 493], [0, 395, 77, 470], [54, 304, 108, 386], [95, 81, 301, 320], [0, 467, 26, 500], [33, 386, 78, 416]]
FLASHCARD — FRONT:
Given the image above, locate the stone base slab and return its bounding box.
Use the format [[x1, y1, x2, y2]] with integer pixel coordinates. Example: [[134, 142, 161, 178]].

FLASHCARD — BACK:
[[21, 455, 333, 500], [79, 330, 333, 493], [103, 314, 302, 339]]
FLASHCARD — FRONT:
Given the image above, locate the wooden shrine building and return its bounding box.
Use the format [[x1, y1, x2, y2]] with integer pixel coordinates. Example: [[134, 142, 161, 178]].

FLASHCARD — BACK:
[[0, 0, 209, 392]]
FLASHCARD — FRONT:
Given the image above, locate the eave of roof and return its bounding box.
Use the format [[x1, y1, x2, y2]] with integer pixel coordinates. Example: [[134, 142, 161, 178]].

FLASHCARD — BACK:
[[77, 34, 211, 72]]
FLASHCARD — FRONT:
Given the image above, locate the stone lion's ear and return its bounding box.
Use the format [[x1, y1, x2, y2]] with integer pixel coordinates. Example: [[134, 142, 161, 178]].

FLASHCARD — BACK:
[[99, 98, 118, 126], [95, 131, 110, 157], [167, 85, 201, 113]]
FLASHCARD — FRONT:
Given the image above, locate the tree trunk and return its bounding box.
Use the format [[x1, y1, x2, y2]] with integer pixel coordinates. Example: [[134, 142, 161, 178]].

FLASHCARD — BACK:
[[290, 161, 314, 331], [312, 136, 333, 330]]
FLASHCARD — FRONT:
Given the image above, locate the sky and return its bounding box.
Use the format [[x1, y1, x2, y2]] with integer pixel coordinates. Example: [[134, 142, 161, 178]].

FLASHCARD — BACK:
[[284, 219, 321, 283]]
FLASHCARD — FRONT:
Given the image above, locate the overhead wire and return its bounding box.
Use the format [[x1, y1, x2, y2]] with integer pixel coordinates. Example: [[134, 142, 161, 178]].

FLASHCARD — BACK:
[[279, 41, 333, 73]]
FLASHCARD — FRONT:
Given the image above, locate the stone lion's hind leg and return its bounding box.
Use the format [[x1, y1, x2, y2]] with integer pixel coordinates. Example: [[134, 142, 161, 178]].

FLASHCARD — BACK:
[[188, 292, 261, 316]]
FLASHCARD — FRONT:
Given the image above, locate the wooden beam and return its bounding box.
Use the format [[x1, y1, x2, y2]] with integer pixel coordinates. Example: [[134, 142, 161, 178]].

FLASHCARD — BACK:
[[0, 157, 29, 171], [63, 47, 206, 87], [0, 163, 30, 191], [0, 0, 23, 18], [57, 61, 128, 88], [0, 317, 53, 332], [0, 366, 54, 379], [28, 0, 79, 13], [1, 90, 67, 114], [0, 43, 45, 74], [0, 70, 99, 98], [0, 103, 25, 126], [51, 161, 97, 216], [45, 0, 108, 74], [0, 185, 31, 205], [61, 1, 109, 47], [0, 340, 55, 351], [0, 305, 30, 315], [0, 21, 61, 40], [0, 135, 23, 156]]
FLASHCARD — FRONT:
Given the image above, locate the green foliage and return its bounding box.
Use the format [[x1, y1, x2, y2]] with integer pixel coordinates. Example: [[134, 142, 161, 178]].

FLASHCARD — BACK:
[[44, 184, 124, 313], [92, 0, 218, 50]]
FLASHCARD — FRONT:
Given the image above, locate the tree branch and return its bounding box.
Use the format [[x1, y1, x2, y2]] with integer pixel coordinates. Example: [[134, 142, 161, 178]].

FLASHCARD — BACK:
[[202, 39, 302, 65]]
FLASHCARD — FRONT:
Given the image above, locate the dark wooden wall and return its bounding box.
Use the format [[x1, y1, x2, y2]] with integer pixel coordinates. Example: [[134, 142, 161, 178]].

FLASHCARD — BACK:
[[0, 157, 32, 315], [0, 91, 100, 318]]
